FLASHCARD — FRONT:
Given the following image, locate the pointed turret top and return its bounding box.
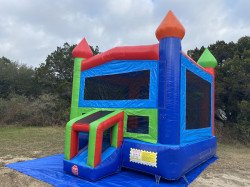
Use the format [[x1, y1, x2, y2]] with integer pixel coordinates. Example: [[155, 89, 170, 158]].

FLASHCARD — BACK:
[[197, 48, 218, 68], [72, 38, 93, 58], [155, 10, 185, 41]]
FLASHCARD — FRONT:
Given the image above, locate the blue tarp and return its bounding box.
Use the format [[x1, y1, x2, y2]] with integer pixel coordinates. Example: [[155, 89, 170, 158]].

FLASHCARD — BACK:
[[6, 154, 217, 187]]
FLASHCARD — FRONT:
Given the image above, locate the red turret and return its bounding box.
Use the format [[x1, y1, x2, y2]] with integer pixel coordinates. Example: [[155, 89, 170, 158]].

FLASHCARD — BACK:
[[72, 38, 93, 58]]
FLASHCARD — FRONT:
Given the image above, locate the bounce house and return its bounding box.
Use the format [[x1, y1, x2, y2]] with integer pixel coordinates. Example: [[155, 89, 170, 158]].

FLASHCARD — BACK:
[[63, 10, 218, 182]]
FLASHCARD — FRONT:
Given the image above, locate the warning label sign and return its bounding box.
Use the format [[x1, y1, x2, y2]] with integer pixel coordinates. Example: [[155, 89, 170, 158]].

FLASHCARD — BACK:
[[129, 148, 157, 167]]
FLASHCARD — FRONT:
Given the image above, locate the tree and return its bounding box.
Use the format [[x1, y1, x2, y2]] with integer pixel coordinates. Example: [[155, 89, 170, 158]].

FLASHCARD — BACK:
[[0, 57, 17, 98], [188, 41, 236, 65], [35, 43, 99, 106], [187, 46, 205, 62], [216, 53, 250, 122], [0, 57, 36, 98]]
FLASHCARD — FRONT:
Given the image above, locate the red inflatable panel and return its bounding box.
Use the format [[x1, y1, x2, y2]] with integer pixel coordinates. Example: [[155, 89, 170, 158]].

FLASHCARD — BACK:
[[81, 44, 159, 71], [72, 124, 89, 132], [204, 67, 215, 76], [70, 123, 89, 159], [72, 38, 93, 58], [94, 112, 124, 167]]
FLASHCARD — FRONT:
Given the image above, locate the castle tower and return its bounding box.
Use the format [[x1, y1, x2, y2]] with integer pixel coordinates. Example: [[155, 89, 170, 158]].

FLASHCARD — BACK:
[[197, 48, 218, 75], [70, 38, 93, 119], [156, 11, 185, 144]]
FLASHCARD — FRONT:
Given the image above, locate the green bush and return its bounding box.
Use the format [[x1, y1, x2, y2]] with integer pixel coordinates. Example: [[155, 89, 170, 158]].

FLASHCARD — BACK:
[[0, 94, 69, 126], [215, 120, 250, 145], [232, 123, 250, 145]]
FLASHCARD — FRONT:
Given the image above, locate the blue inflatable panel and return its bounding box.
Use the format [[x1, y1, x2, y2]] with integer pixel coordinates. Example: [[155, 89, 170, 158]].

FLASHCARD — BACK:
[[64, 147, 122, 181], [122, 137, 217, 180], [78, 132, 88, 151], [158, 37, 182, 144], [180, 55, 214, 144], [6, 154, 217, 187]]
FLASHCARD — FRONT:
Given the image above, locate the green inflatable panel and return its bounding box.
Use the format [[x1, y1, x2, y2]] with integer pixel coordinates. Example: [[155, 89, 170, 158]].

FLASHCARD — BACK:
[[70, 57, 84, 119]]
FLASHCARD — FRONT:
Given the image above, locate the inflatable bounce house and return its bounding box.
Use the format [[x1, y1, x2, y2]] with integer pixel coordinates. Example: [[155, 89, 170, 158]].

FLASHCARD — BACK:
[[63, 10, 218, 183]]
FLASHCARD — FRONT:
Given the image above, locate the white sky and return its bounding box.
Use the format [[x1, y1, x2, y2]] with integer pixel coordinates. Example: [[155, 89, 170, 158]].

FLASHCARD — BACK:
[[0, 0, 249, 67]]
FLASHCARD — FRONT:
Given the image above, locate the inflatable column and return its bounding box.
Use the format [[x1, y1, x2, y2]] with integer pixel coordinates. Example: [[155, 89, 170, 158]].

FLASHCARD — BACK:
[[70, 38, 93, 119], [156, 11, 185, 144]]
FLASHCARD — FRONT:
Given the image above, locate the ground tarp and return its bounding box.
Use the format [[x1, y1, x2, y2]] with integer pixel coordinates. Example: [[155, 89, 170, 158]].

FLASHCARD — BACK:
[[6, 154, 217, 187]]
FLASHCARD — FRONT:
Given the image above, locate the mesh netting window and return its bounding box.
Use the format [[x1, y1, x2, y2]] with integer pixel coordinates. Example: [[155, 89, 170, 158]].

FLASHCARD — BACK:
[[84, 70, 150, 100], [127, 115, 149, 134], [76, 111, 112, 124], [78, 132, 88, 151], [102, 128, 111, 152], [186, 70, 211, 129]]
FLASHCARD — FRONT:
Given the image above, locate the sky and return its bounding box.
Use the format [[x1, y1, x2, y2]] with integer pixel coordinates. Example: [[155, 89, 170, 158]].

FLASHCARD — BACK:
[[0, 0, 249, 67]]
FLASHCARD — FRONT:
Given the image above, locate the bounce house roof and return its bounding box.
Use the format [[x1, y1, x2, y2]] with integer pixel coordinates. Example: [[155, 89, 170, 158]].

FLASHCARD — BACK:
[[72, 10, 216, 75], [81, 44, 159, 71]]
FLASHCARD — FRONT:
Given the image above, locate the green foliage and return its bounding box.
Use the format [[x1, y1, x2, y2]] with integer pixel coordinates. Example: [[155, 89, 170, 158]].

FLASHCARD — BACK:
[[0, 94, 69, 126], [35, 43, 75, 104], [216, 53, 250, 122], [187, 46, 205, 62], [188, 40, 237, 65], [0, 57, 37, 98], [0, 42, 99, 126], [35, 43, 99, 106]]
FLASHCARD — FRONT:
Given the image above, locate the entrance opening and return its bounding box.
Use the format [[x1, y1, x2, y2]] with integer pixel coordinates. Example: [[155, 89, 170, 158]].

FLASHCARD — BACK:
[[102, 128, 111, 153]]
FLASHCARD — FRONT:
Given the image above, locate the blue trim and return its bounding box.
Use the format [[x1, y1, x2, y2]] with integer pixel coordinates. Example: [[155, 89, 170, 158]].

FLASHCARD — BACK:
[[64, 147, 122, 181], [122, 137, 217, 180], [78, 60, 158, 108], [158, 37, 181, 144], [180, 55, 213, 144], [71, 147, 117, 167]]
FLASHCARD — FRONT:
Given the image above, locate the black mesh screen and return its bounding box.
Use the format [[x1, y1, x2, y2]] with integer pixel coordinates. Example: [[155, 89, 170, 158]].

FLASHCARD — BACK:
[[102, 128, 111, 152], [186, 70, 211, 129], [84, 70, 150, 100], [78, 132, 88, 152], [76, 111, 112, 124], [127, 115, 149, 134]]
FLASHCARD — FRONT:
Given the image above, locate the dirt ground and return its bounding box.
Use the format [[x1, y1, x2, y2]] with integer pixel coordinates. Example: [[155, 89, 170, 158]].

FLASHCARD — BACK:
[[190, 144, 250, 187], [0, 127, 249, 186]]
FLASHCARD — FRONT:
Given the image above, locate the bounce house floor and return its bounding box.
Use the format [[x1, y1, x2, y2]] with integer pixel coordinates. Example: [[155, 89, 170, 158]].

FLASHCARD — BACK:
[[6, 154, 217, 187]]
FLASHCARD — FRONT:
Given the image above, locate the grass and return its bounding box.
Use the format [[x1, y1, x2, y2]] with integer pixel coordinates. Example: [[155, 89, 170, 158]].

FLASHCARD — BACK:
[[0, 125, 65, 157], [0, 125, 248, 158]]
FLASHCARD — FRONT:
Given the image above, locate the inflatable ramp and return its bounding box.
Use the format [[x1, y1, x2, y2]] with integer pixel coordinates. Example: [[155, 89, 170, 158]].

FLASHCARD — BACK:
[[64, 110, 125, 181]]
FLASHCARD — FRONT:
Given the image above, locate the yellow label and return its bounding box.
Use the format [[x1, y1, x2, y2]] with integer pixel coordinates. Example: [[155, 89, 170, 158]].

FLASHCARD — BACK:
[[130, 148, 157, 167], [141, 151, 157, 164]]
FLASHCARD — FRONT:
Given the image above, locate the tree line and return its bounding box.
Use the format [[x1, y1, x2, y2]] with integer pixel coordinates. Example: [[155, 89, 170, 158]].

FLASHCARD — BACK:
[[0, 37, 249, 142], [0, 43, 99, 126]]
